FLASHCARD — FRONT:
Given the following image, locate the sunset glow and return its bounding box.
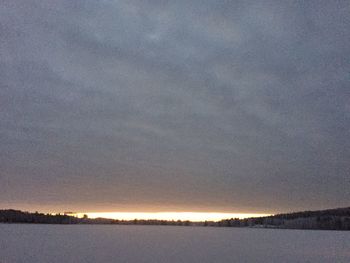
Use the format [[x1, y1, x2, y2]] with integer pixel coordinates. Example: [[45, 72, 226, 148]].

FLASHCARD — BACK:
[[72, 212, 272, 222]]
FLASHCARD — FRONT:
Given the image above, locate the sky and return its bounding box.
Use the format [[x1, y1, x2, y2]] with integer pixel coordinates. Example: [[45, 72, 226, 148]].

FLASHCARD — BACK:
[[1, 0, 349, 215]]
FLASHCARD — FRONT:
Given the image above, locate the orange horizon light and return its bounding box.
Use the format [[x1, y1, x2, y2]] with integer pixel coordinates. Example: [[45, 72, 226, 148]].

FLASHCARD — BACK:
[[70, 212, 272, 222]]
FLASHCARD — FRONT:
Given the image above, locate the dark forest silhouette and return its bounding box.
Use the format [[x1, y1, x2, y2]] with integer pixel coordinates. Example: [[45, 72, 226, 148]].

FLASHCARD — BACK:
[[1, 207, 349, 230]]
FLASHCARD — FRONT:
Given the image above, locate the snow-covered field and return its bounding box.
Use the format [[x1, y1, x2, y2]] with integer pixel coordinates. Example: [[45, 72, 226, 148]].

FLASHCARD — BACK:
[[0, 224, 349, 262]]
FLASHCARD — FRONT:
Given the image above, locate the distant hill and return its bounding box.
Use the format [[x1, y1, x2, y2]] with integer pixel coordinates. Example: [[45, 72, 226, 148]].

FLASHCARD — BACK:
[[218, 207, 350, 230], [0, 209, 81, 224], [1, 207, 349, 230]]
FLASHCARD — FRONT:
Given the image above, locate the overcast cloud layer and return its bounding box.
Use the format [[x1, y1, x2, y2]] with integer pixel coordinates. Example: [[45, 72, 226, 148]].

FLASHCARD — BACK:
[[1, 0, 349, 213]]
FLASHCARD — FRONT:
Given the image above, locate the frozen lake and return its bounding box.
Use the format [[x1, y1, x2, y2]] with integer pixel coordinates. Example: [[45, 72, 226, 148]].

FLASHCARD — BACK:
[[0, 224, 349, 263]]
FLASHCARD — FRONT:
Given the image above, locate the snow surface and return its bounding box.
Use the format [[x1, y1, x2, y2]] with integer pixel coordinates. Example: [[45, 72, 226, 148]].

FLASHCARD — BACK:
[[0, 224, 349, 263]]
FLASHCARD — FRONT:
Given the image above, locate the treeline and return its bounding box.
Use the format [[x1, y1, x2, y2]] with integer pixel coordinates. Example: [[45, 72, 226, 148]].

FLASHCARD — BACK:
[[0, 209, 199, 226], [217, 207, 350, 230], [1, 207, 350, 230], [0, 210, 80, 224]]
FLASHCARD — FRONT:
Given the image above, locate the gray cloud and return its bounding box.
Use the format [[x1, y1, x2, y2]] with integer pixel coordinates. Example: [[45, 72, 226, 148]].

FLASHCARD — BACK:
[[1, 0, 349, 213]]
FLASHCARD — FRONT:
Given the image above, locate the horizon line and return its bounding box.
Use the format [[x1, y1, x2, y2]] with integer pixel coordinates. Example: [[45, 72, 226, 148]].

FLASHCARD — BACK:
[[69, 212, 273, 222]]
